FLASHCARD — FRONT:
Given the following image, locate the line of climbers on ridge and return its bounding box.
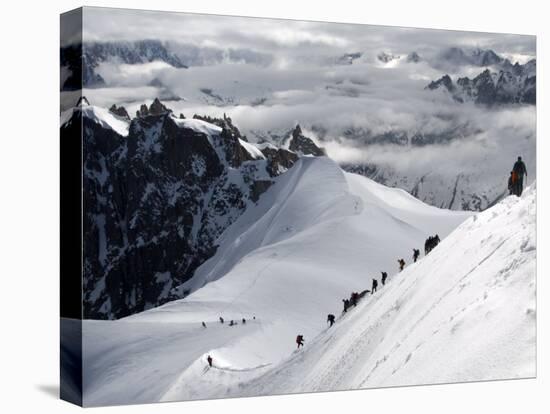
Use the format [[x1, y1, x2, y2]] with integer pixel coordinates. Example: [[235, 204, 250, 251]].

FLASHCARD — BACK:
[[207, 234, 445, 367], [204, 156, 530, 368], [299, 235, 443, 350], [201, 315, 257, 330]]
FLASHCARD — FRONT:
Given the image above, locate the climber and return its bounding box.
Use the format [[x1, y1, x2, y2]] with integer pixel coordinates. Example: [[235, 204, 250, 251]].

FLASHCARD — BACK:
[[508, 171, 517, 195], [371, 278, 378, 294], [413, 248, 420, 263], [425, 236, 432, 255], [342, 298, 350, 313], [296, 334, 305, 348], [207, 355, 213, 367], [398, 258, 406, 272], [202, 321, 206, 328], [327, 314, 336, 327], [242, 318, 246, 324], [425, 235, 441, 254], [350, 292, 359, 307], [381, 271, 388, 285], [219, 317, 224, 324], [512, 156, 528, 196]]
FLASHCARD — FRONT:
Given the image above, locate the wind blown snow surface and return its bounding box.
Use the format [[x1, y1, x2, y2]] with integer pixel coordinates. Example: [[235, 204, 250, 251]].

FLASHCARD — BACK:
[[81, 158, 534, 406]]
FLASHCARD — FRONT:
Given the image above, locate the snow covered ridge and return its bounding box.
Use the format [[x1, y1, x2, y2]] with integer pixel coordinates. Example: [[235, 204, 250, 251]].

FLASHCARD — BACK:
[[61, 104, 130, 137], [61, 98, 324, 319], [229, 185, 536, 396]]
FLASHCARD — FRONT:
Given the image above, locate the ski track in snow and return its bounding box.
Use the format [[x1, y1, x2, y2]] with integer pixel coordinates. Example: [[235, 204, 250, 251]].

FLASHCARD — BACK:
[[79, 157, 535, 406]]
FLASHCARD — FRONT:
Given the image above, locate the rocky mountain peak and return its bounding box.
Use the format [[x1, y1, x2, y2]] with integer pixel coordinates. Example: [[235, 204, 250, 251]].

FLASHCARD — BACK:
[[292, 124, 303, 139], [407, 52, 421, 63], [289, 124, 325, 157], [109, 104, 130, 120], [426, 74, 454, 92], [149, 98, 172, 115], [377, 51, 400, 63], [136, 98, 172, 118], [77, 96, 91, 107], [336, 52, 362, 65], [426, 60, 536, 106], [471, 48, 503, 66]]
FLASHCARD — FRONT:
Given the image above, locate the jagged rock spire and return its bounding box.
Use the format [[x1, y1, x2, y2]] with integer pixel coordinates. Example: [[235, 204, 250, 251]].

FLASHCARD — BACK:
[[407, 51, 421, 63], [149, 98, 171, 116], [77, 96, 90, 107], [136, 98, 172, 118], [292, 124, 303, 139], [289, 124, 326, 157], [426, 74, 454, 92], [109, 104, 130, 120]]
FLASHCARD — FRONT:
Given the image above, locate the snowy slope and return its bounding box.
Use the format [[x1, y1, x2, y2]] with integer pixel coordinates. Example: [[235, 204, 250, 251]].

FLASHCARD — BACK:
[[81, 157, 487, 406], [61, 105, 130, 137], [198, 184, 536, 398]]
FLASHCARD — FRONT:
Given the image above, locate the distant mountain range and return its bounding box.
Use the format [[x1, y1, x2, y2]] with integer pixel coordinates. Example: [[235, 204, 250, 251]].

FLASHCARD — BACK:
[[60, 40, 187, 90], [438, 47, 505, 67], [426, 58, 536, 105]]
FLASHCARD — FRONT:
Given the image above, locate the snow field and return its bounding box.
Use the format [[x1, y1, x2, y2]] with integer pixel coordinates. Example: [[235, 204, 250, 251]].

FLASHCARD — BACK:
[[81, 157, 534, 405]]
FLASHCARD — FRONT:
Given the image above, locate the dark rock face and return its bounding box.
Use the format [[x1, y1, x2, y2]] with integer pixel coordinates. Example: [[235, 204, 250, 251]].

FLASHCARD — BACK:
[[261, 147, 299, 177], [148, 97, 172, 115], [61, 44, 105, 90], [522, 76, 536, 104], [407, 52, 421, 63], [77, 96, 90, 107], [426, 60, 536, 105], [471, 48, 503, 66], [338, 119, 479, 147], [340, 127, 410, 146], [336, 52, 362, 65], [426, 74, 455, 92], [288, 125, 326, 156], [62, 99, 319, 319], [109, 104, 130, 120], [136, 98, 172, 118], [193, 113, 245, 139], [463, 70, 496, 105], [377, 52, 400, 63], [438, 47, 504, 68]]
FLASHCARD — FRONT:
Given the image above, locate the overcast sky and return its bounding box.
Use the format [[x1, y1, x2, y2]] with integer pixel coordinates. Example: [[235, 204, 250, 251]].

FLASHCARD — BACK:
[[81, 7, 535, 62]]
